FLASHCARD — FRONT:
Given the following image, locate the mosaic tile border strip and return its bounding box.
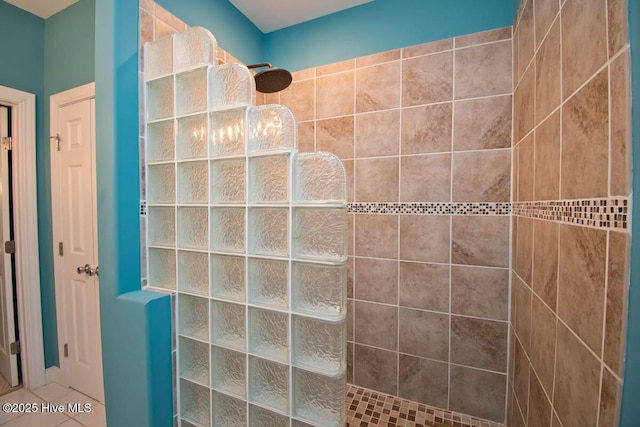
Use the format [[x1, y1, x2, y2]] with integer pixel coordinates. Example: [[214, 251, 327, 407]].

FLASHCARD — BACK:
[[347, 202, 512, 215], [513, 197, 630, 230], [346, 384, 504, 427]]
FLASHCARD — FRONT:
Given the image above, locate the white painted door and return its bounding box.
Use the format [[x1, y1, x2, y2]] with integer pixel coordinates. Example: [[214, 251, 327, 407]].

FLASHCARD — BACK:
[[0, 106, 18, 387], [54, 97, 104, 402]]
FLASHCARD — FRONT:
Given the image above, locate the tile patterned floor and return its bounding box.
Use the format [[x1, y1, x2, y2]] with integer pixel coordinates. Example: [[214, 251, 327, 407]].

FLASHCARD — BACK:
[[346, 384, 505, 427], [0, 383, 105, 426]]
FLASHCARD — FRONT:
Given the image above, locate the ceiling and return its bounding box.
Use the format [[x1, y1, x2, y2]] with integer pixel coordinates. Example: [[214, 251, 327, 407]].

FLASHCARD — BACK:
[[3, 0, 373, 32]]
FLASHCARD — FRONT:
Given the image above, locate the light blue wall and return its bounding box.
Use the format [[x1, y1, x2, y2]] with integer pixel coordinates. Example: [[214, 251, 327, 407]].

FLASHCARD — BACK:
[[262, 0, 515, 72], [41, 0, 96, 368]]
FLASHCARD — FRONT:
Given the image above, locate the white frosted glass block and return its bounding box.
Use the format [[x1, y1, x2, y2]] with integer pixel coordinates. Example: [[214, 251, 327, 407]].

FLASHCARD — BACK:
[[208, 64, 255, 109], [147, 76, 174, 121], [211, 391, 246, 426], [177, 207, 208, 250], [248, 208, 288, 257], [210, 208, 245, 253], [147, 119, 174, 162], [210, 158, 245, 203], [177, 68, 208, 115], [292, 420, 315, 427], [180, 420, 199, 427], [249, 405, 289, 427], [148, 164, 175, 203], [176, 114, 207, 160], [248, 258, 288, 310], [292, 262, 346, 320], [174, 27, 217, 72], [179, 379, 210, 426], [148, 207, 175, 247], [145, 35, 173, 80], [178, 251, 208, 295], [248, 356, 289, 412], [209, 108, 246, 157], [179, 336, 209, 386], [211, 346, 246, 398], [292, 316, 345, 376], [178, 294, 209, 341], [293, 208, 347, 262], [248, 105, 296, 152], [210, 254, 246, 302], [248, 308, 288, 363], [248, 154, 289, 204], [148, 248, 176, 290], [293, 152, 347, 203], [293, 369, 346, 427], [210, 300, 246, 351], [177, 161, 208, 204]]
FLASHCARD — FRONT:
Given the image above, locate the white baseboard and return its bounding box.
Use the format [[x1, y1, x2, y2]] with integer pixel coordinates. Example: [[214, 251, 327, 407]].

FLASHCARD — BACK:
[[45, 367, 62, 385]]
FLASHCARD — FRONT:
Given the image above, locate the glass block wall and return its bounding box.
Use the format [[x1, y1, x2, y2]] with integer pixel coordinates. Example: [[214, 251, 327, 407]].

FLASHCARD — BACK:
[[144, 27, 348, 427]]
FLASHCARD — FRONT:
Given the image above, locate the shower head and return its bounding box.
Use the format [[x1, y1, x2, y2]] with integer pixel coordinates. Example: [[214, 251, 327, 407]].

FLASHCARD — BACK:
[[247, 63, 293, 93]]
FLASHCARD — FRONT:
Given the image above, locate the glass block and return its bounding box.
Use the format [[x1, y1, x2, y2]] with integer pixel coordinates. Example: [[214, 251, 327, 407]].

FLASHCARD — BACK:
[[176, 114, 207, 160], [177, 68, 208, 116], [178, 294, 209, 341], [293, 208, 347, 262], [179, 336, 209, 386], [211, 346, 246, 398], [209, 108, 246, 157], [248, 308, 288, 363], [211, 391, 246, 427], [210, 208, 245, 253], [208, 64, 255, 109], [248, 208, 288, 257], [293, 369, 346, 427], [180, 420, 200, 427], [211, 300, 246, 351], [292, 420, 315, 427], [248, 258, 288, 310], [179, 379, 210, 426], [248, 356, 289, 412], [292, 262, 346, 320], [147, 119, 175, 162], [178, 251, 208, 295], [145, 35, 173, 80], [210, 158, 245, 203], [148, 207, 175, 247], [147, 76, 174, 121], [293, 152, 347, 203], [148, 248, 176, 290], [148, 164, 175, 203], [248, 105, 296, 152], [249, 405, 289, 427], [174, 27, 217, 72], [248, 154, 289, 204], [177, 161, 208, 204], [292, 316, 345, 376], [177, 207, 208, 250], [210, 254, 246, 302]]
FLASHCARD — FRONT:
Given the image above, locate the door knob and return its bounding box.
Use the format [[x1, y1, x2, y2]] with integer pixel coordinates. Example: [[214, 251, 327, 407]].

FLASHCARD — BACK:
[[76, 264, 98, 277]]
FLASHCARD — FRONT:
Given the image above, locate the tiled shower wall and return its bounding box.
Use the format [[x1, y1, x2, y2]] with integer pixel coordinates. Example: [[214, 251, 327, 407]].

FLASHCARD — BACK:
[[265, 28, 514, 423], [509, 0, 631, 426]]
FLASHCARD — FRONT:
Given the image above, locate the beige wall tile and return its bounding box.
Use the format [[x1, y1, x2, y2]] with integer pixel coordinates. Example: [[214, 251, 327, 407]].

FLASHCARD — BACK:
[[316, 71, 354, 119], [347, 257, 354, 297], [513, 338, 531, 420], [609, 50, 631, 196], [451, 316, 508, 372], [451, 216, 510, 267], [515, 215, 533, 285], [558, 224, 607, 354], [356, 61, 401, 112], [554, 322, 601, 427], [514, 62, 535, 143], [455, 40, 512, 99], [451, 266, 509, 320], [535, 19, 561, 123], [401, 103, 452, 154], [347, 298, 354, 338], [518, 0, 535, 79], [354, 301, 398, 350], [530, 296, 557, 398], [398, 355, 448, 409], [264, 91, 280, 104], [453, 95, 512, 151], [561, 0, 608, 99], [599, 367, 622, 427], [296, 122, 315, 153], [355, 110, 400, 157], [356, 49, 401, 68], [399, 308, 449, 361], [140, 0, 155, 13], [605, 232, 630, 375], [347, 341, 353, 382], [316, 59, 355, 77], [561, 68, 609, 199], [402, 52, 453, 106], [400, 154, 451, 202], [291, 68, 315, 81], [535, 0, 560, 49], [400, 215, 450, 263], [354, 214, 398, 259], [518, 133, 534, 202], [279, 79, 314, 122], [402, 38, 453, 58], [139, 9, 154, 71], [527, 369, 552, 427], [355, 157, 398, 201], [344, 160, 354, 202], [155, 4, 187, 31], [532, 220, 559, 311], [353, 344, 397, 395], [316, 117, 354, 159], [452, 150, 511, 202], [514, 274, 532, 353], [399, 262, 449, 312], [354, 258, 398, 304], [455, 27, 512, 48], [449, 366, 507, 422], [513, 23, 520, 87], [155, 18, 176, 39], [608, 0, 629, 56], [534, 111, 561, 200]]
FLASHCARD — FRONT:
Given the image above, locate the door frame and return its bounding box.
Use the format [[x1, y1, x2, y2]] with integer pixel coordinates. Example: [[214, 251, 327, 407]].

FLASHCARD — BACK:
[[0, 85, 45, 389], [50, 82, 98, 389]]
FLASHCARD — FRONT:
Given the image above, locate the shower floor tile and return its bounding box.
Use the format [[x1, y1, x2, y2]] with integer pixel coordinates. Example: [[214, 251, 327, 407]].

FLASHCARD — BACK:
[[346, 384, 505, 427]]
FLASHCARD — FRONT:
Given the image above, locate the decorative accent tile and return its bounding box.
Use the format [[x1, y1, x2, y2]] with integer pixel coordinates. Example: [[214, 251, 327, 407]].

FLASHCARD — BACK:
[[140, 201, 148, 216], [348, 202, 512, 215], [346, 383, 504, 427]]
